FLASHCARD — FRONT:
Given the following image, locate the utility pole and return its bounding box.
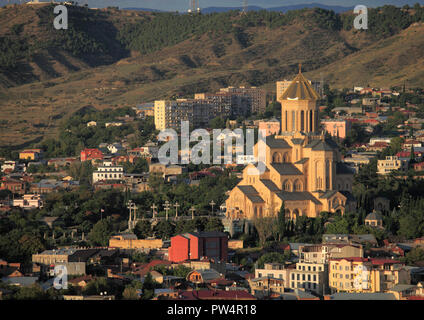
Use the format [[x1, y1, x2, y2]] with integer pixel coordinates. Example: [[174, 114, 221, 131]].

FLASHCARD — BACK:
[[242, 0, 248, 14]]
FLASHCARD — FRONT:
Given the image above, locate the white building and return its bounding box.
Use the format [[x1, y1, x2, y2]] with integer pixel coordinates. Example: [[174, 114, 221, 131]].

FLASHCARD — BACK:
[[92, 161, 124, 183], [377, 156, 408, 175], [13, 194, 44, 209]]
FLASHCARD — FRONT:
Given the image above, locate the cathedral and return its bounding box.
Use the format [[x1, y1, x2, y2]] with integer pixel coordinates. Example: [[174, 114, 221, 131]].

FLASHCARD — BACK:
[[225, 66, 356, 220]]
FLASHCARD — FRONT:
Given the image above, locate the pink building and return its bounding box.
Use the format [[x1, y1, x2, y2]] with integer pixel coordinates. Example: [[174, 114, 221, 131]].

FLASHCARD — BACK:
[[321, 119, 351, 139], [258, 119, 280, 136]]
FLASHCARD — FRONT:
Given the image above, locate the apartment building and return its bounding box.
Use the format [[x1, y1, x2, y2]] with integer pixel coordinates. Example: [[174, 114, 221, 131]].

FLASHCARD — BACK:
[[219, 86, 266, 114], [299, 243, 364, 264], [254, 263, 290, 288], [13, 194, 44, 209], [377, 156, 408, 175], [154, 99, 213, 131], [329, 258, 410, 293], [289, 262, 328, 296], [92, 161, 124, 183], [321, 119, 352, 139]]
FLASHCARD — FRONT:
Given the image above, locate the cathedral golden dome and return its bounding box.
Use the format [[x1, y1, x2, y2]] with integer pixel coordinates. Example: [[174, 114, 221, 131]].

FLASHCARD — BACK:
[[280, 64, 320, 101]]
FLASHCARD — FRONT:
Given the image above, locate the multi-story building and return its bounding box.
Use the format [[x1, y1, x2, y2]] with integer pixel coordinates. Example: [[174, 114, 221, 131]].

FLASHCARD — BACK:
[[377, 156, 408, 175], [219, 86, 266, 114], [329, 258, 410, 293], [154, 99, 215, 131], [299, 243, 363, 264], [321, 119, 352, 139], [168, 231, 228, 263], [289, 262, 328, 296], [254, 263, 291, 288], [258, 119, 281, 137], [92, 161, 124, 183]]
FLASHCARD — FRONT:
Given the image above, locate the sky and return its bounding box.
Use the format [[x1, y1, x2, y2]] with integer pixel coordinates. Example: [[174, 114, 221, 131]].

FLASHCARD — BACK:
[[83, 0, 424, 10], [1, 0, 423, 10]]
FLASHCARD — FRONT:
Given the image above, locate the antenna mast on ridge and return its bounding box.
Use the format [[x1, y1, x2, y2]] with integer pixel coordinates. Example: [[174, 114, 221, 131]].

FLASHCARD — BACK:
[[242, 0, 248, 14]]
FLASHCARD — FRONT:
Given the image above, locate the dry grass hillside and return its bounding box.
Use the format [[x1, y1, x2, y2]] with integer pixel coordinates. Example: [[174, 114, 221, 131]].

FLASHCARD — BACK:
[[0, 4, 423, 148]]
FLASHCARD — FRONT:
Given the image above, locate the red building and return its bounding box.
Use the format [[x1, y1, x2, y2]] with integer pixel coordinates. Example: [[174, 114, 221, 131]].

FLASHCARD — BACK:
[[80, 148, 103, 162], [168, 231, 228, 263], [0, 177, 25, 194]]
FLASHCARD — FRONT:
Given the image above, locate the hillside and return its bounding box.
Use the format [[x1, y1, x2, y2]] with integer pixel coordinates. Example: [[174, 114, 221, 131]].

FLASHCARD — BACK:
[[0, 4, 423, 149]]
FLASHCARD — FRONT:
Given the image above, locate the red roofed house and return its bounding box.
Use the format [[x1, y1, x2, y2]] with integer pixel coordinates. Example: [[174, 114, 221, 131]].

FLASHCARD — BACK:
[[413, 162, 424, 172], [0, 177, 26, 194], [168, 232, 228, 263], [80, 148, 103, 162], [175, 289, 256, 300]]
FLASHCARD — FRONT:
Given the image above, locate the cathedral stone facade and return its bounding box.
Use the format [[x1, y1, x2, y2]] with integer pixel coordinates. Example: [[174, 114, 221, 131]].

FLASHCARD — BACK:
[[225, 68, 355, 220]]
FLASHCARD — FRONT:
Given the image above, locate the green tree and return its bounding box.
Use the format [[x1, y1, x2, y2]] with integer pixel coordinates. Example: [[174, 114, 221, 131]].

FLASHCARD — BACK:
[[87, 218, 113, 246]]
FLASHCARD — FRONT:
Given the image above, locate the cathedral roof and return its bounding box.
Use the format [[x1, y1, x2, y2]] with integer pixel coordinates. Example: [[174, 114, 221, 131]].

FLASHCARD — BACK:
[[279, 66, 320, 101], [291, 138, 304, 145], [260, 179, 280, 192], [304, 139, 338, 151], [336, 163, 356, 175], [266, 136, 291, 149], [295, 158, 309, 164], [237, 185, 265, 203], [318, 190, 339, 199], [270, 163, 303, 175], [277, 191, 321, 205]]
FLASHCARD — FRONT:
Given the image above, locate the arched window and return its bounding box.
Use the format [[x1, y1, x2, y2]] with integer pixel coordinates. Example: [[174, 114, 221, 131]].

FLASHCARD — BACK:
[[294, 180, 302, 191], [283, 180, 291, 191], [272, 152, 282, 163]]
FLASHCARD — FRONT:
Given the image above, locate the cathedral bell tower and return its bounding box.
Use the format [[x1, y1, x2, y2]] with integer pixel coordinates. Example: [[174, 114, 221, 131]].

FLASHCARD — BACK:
[[278, 64, 320, 135]]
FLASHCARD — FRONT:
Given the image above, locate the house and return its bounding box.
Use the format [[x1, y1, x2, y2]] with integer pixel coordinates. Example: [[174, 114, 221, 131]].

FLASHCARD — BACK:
[[19, 149, 42, 161], [0, 177, 26, 194], [106, 143, 124, 155], [413, 161, 424, 171], [105, 122, 123, 128], [175, 289, 256, 300], [92, 161, 124, 183], [109, 234, 163, 250], [168, 231, 228, 263], [13, 194, 44, 209], [377, 156, 408, 175], [186, 269, 222, 284], [80, 148, 103, 162], [87, 121, 97, 127]]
